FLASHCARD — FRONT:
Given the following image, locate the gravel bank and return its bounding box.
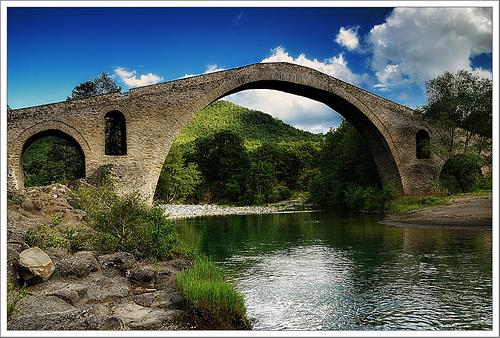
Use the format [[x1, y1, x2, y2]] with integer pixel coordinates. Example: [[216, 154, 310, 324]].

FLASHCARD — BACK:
[[161, 203, 314, 220], [381, 196, 492, 228]]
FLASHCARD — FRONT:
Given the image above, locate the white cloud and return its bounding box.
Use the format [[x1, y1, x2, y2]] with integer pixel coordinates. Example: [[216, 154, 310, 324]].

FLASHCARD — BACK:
[[183, 64, 226, 78], [114, 67, 163, 87], [335, 26, 360, 50], [225, 89, 342, 134], [368, 7, 492, 90], [261, 46, 361, 85]]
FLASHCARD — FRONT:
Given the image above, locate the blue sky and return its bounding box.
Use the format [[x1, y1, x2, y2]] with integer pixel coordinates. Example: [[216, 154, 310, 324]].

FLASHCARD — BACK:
[[7, 7, 493, 133]]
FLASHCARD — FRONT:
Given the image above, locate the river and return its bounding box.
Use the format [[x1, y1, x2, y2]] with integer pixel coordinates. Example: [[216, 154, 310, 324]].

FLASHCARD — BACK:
[[174, 210, 492, 330]]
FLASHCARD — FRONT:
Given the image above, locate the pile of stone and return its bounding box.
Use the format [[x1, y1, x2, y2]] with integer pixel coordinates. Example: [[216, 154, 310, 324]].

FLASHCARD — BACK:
[[9, 248, 189, 330]]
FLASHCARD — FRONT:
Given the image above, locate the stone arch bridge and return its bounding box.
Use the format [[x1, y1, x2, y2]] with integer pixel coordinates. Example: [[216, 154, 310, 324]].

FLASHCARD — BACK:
[[8, 62, 444, 203]]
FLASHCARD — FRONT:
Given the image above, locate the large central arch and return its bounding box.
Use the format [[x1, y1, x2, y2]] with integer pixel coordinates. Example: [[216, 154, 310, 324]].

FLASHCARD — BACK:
[[149, 63, 406, 197]]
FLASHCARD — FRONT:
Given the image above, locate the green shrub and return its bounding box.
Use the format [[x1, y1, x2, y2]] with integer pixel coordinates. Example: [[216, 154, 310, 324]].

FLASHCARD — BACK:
[[440, 153, 483, 193], [25, 225, 68, 250], [176, 256, 250, 329], [72, 180, 177, 259], [51, 213, 64, 226], [61, 227, 93, 252]]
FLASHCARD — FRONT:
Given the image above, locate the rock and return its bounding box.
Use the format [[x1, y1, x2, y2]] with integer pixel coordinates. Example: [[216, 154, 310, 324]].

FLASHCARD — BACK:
[[13, 295, 75, 316], [132, 290, 184, 309], [44, 247, 70, 265], [98, 252, 136, 271], [8, 305, 127, 330], [112, 302, 168, 329], [56, 251, 100, 277], [21, 198, 37, 212], [48, 284, 88, 306], [127, 264, 156, 286], [87, 276, 130, 301], [19, 247, 55, 281]]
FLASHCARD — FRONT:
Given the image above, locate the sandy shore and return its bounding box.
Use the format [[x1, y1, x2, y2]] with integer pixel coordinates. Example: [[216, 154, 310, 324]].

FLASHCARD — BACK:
[[381, 195, 492, 228]]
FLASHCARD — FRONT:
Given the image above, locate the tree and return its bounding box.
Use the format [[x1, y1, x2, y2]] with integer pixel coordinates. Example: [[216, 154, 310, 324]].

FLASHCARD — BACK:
[[155, 146, 202, 203], [309, 121, 380, 208], [191, 130, 250, 202], [68, 72, 121, 100], [419, 70, 492, 158]]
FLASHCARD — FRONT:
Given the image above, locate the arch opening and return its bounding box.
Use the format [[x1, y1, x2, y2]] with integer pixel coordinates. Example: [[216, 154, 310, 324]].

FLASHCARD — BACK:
[[21, 129, 85, 187], [416, 129, 431, 159], [105, 110, 127, 155], [214, 80, 403, 191]]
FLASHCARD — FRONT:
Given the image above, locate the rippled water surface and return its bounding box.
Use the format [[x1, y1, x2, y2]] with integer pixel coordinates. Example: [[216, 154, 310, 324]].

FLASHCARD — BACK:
[[175, 211, 492, 330]]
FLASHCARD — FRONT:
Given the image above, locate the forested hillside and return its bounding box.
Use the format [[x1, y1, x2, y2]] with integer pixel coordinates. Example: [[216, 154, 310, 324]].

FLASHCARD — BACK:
[[174, 100, 322, 149]]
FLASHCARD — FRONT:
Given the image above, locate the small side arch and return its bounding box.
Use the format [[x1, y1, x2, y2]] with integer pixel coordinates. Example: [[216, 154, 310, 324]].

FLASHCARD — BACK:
[[11, 120, 91, 189], [416, 129, 431, 159], [105, 110, 127, 155]]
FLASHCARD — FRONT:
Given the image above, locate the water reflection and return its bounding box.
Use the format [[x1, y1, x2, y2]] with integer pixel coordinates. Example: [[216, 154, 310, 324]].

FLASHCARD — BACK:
[[175, 211, 492, 330]]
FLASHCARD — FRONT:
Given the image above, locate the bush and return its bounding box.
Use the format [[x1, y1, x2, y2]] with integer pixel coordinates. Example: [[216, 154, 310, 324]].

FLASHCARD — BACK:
[[344, 184, 397, 213], [440, 153, 483, 193], [72, 180, 177, 259], [176, 256, 250, 329], [25, 225, 68, 250]]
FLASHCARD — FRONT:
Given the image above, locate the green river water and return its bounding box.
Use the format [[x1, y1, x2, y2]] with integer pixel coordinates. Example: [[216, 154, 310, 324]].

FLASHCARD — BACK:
[[174, 210, 492, 330]]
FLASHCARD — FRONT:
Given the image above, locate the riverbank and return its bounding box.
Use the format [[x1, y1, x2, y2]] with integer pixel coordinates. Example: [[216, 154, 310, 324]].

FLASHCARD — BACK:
[[6, 184, 250, 330], [161, 197, 316, 220], [381, 193, 492, 228]]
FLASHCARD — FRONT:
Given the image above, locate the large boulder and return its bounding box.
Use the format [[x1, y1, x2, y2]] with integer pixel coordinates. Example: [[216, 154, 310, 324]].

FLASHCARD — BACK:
[[56, 251, 100, 277], [18, 247, 55, 281]]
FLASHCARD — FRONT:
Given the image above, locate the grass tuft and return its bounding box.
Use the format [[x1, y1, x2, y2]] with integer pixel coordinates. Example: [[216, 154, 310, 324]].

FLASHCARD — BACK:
[[176, 256, 250, 329]]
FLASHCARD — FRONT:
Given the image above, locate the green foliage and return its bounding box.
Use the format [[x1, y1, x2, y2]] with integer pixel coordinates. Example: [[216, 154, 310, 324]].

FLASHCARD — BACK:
[[176, 256, 250, 329], [61, 228, 93, 252], [191, 130, 250, 202], [7, 282, 29, 318], [386, 195, 450, 215], [25, 224, 68, 250], [72, 180, 177, 259], [309, 121, 381, 209], [174, 100, 321, 147], [439, 153, 484, 193], [155, 145, 202, 203], [9, 192, 25, 205], [51, 213, 64, 226], [68, 72, 120, 100], [344, 184, 397, 213], [419, 70, 492, 158], [22, 135, 85, 187], [156, 101, 323, 205]]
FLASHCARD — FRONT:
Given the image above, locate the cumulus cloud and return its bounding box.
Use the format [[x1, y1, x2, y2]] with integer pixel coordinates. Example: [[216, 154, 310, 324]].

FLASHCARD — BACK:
[[183, 64, 226, 78], [261, 46, 362, 85], [223, 46, 361, 133], [335, 26, 360, 50], [368, 7, 492, 90], [225, 89, 342, 134], [114, 67, 163, 87]]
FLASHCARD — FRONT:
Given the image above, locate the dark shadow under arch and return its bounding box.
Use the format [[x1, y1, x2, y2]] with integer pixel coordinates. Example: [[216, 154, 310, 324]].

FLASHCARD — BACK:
[[416, 129, 431, 159], [105, 110, 127, 155]]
